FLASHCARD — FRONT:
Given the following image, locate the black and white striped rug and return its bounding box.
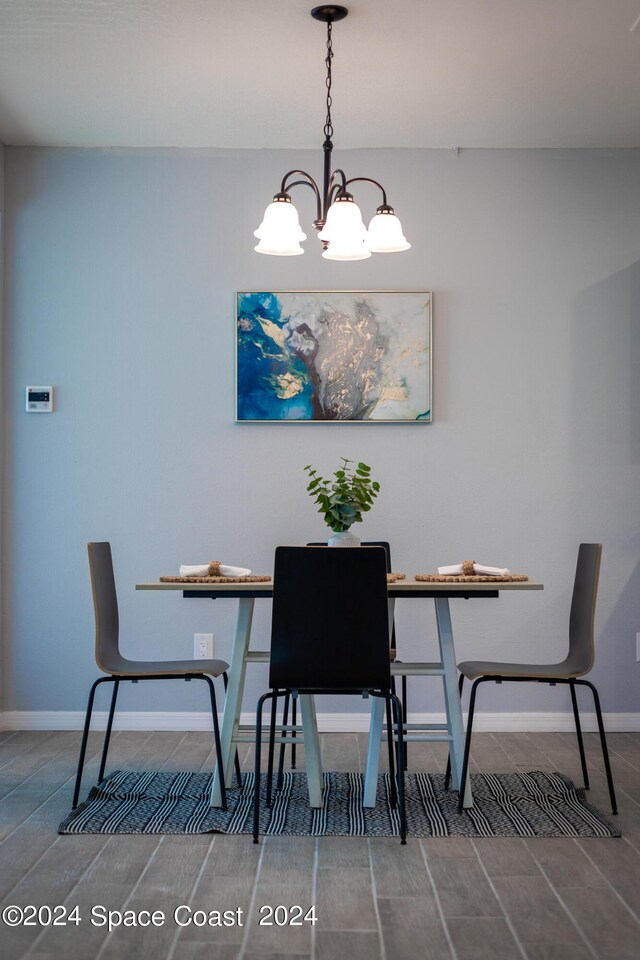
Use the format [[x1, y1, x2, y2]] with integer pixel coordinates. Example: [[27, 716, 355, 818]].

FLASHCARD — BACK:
[[59, 770, 620, 838]]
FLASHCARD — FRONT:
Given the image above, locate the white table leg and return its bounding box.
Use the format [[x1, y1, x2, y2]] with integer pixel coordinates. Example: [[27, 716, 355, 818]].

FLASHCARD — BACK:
[[435, 597, 472, 808], [363, 697, 384, 807], [363, 598, 396, 807], [210, 597, 254, 806], [299, 694, 323, 808]]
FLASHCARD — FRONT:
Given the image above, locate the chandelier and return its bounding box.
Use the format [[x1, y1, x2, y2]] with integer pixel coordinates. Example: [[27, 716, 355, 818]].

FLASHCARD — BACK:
[[254, 5, 410, 261]]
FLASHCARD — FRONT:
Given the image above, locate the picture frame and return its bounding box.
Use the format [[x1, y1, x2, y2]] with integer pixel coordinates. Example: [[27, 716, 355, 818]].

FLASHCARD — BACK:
[[236, 290, 432, 423]]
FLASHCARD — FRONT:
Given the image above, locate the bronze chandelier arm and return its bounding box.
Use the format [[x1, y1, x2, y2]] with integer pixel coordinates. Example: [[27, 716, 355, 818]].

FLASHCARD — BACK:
[[344, 176, 389, 208], [327, 168, 348, 205], [279, 170, 323, 224]]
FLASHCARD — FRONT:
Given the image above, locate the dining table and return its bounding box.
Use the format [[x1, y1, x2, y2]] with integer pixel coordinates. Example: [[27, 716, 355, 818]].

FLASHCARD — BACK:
[[136, 576, 543, 809]]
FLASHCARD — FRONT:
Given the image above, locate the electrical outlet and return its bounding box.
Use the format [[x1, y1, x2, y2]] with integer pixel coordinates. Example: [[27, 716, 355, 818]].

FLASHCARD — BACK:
[[636, 633, 640, 662], [193, 633, 214, 660]]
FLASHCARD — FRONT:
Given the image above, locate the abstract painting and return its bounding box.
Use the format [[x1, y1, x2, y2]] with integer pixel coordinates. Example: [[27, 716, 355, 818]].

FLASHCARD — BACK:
[[236, 291, 431, 422]]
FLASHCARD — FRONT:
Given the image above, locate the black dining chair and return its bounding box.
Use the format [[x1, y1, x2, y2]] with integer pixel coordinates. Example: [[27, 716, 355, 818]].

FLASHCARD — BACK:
[[275, 541, 409, 780], [253, 545, 407, 844], [445, 543, 617, 814], [72, 542, 235, 810]]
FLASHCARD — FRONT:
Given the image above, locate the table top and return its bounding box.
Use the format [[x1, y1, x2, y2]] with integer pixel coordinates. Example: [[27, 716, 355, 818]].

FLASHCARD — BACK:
[[136, 578, 544, 598]]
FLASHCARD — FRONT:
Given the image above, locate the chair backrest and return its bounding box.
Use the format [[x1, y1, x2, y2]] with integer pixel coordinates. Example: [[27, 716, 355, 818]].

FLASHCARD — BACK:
[[270, 545, 391, 691], [87, 542, 121, 673], [307, 541, 396, 651], [307, 540, 392, 572], [566, 543, 602, 676]]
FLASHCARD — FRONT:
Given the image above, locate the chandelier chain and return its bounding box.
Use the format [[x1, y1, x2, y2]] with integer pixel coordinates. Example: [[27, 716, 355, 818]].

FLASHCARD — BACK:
[[324, 20, 333, 141]]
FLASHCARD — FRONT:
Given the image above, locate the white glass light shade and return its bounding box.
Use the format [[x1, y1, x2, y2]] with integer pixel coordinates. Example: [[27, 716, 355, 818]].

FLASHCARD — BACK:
[[322, 242, 371, 261], [255, 237, 305, 256], [254, 199, 306, 256], [319, 197, 371, 260], [367, 211, 411, 253]]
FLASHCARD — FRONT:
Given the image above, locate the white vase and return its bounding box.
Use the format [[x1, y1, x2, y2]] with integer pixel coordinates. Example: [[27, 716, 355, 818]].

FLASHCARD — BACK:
[[327, 530, 361, 547]]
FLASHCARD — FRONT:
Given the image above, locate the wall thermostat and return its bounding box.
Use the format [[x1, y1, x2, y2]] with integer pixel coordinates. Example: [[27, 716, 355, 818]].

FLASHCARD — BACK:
[[26, 386, 54, 413]]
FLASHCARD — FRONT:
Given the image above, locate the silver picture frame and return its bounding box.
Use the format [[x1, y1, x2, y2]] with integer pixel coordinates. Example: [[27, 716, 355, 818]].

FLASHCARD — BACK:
[[235, 290, 432, 423]]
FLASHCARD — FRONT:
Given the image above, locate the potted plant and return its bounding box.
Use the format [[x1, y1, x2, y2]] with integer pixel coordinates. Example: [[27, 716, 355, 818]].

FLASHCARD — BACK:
[[304, 458, 381, 546]]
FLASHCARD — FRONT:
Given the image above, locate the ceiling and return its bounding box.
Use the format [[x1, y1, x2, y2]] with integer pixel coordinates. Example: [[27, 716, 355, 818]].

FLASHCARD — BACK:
[[0, 0, 639, 149]]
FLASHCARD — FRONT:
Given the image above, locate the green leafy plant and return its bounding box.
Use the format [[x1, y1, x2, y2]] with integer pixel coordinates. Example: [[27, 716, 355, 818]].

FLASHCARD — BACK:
[[304, 458, 381, 533]]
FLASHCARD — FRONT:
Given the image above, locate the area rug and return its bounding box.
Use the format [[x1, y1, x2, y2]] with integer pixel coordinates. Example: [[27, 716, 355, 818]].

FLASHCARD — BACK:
[[59, 770, 620, 838]]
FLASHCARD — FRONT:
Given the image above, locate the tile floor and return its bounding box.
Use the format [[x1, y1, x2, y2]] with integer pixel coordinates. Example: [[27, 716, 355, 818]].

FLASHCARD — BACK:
[[0, 729, 638, 959]]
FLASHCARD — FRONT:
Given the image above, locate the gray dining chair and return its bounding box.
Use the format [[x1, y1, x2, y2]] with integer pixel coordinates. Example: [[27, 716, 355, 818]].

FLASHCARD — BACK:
[[72, 542, 233, 809], [445, 543, 617, 814]]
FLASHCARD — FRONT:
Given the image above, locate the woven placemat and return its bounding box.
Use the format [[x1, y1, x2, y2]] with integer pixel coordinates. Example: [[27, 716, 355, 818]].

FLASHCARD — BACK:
[[415, 573, 529, 583], [159, 575, 272, 583], [160, 572, 405, 584]]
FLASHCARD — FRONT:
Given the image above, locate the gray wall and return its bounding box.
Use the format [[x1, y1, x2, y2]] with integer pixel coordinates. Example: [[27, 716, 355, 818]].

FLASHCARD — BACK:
[[2, 146, 640, 719]]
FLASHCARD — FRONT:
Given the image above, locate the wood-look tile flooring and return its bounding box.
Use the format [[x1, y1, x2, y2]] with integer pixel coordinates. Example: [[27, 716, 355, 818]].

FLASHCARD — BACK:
[[0, 729, 639, 960]]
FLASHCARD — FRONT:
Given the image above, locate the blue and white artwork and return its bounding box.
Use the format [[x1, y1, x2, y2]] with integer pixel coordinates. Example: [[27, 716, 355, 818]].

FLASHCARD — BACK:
[[236, 291, 431, 422]]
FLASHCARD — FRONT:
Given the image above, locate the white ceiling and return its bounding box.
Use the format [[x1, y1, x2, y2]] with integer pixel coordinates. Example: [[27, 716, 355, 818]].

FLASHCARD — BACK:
[[0, 0, 639, 149]]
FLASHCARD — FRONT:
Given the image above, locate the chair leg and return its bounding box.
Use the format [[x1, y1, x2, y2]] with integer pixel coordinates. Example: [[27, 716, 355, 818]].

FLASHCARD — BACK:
[[202, 676, 227, 811], [445, 674, 464, 790], [233, 747, 243, 788], [389, 692, 407, 844], [569, 680, 589, 790], [222, 672, 243, 787], [290, 695, 297, 769], [385, 696, 397, 808], [72, 677, 111, 809], [98, 678, 120, 783], [401, 674, 408, 770], [458, 677, 482, 813], [576, 679, 617, 815], [253, 692, 276, 843], [266, 689, 279, 807], [277, 692, 290, 791]]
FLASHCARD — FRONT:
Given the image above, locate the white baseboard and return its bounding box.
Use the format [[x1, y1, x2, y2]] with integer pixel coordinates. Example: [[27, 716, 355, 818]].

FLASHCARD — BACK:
[[1, 710, 639, 733]]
